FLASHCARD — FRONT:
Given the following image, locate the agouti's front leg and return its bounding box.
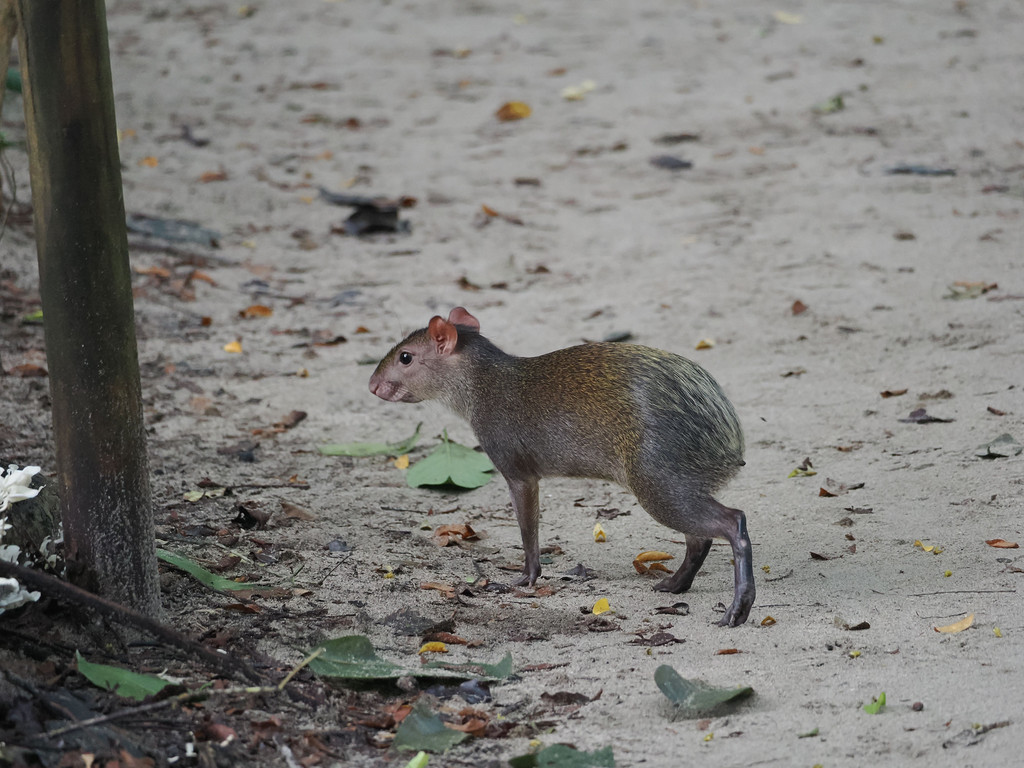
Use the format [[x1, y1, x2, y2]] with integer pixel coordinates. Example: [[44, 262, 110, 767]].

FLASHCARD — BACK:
[[506, 475, 541, 586]]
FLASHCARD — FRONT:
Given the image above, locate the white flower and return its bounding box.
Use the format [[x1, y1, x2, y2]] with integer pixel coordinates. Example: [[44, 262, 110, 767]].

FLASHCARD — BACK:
[[0, 464, 42, 512], [0, 576, 40, 613]]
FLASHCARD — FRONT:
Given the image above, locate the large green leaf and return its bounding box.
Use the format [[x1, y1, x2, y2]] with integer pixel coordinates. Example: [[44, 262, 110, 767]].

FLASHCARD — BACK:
[[509, 744, 616, 768], [319, 423, 422, 457], [307, 635, 404, 679], [156, 549, 261, 592], [393, 700, 469, 753], [406, 431, 494, 489], [422, 652, 514, 679], [654, 665, 753, 717], [75, 651, 172, 702], [307, 635, 512, 682]]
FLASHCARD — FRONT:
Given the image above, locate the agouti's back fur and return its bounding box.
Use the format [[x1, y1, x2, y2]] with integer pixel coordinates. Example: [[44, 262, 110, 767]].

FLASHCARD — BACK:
[[370, 307, 755, 626]]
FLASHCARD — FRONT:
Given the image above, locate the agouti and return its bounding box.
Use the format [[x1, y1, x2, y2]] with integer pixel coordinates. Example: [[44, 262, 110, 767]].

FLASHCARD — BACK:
[[369, 307, 755, 626]]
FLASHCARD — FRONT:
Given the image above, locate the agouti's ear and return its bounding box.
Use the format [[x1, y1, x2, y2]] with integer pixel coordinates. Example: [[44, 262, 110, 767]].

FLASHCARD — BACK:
[[427, 316, 459, 355], [447, 307, 480, 331]]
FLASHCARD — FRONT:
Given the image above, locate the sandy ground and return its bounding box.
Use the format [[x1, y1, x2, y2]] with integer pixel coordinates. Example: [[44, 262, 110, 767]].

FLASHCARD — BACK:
[[2, 0, 1024, 766]]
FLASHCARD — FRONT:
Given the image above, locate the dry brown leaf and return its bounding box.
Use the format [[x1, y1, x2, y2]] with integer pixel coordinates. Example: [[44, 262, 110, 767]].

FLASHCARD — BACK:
[[880, 388, 908, 398], [420, 581, 456, 597], [240, 304, 273, 318], [433, 523, 479, 546], [6, 363, 48, 378], [199, 169, 229, 183], [791, 299, 808, 315], [189, 270, 217, 286], [715, 648, 741, 655], [280, 501, 316, 521], [134, 265, 172, 278], [986, 538, 1019, 549], [635, 550, 674, 562]]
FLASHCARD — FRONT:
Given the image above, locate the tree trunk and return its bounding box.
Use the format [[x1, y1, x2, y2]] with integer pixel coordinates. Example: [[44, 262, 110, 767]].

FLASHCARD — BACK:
[[16, 0, 160, 616]]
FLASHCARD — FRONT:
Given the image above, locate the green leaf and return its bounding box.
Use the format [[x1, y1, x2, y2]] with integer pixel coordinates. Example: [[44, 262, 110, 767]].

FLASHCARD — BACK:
[[393, 700, 469, 753], [654, 665, 753, 717], [75, 651, 171, 702], [406, 431, 494, 489], [307, 635, 405, 680], [975, 433, 1023, 459], [319, 422, 422, 457], [509, 744, 616, 768], [863, 692, 886, 714], [404, 752, 430, 768], [421, 651, 513, 679], [156, 548, 261, 592], [797, 727, 819, 738], [307, 635, 512, 682], [6, 69, 21, 94], [813, 94, 844, 114]]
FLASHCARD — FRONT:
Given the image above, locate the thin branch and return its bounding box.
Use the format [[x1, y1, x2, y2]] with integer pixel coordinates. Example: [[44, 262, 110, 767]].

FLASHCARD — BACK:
[[0, 561, 261, 684], [909, 588, 1017, 597]]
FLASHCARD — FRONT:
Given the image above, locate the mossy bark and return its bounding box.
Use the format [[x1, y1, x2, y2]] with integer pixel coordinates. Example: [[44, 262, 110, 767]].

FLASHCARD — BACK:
[[16, 0, 160, 616]]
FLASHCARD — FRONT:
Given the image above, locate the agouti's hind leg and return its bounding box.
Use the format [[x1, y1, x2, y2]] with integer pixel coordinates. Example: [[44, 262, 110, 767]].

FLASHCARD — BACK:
[[714, 502, 755, 628], [653, 536, 712, 594]]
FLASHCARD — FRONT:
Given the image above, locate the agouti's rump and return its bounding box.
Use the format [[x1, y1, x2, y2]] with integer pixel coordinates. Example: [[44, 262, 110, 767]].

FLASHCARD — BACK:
[[369, 307, 756, 627]]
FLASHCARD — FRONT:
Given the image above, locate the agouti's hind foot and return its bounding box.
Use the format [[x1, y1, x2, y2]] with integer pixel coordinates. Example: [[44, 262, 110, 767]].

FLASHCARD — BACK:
[[513, 564, 541, 587], [652, 572, 694, 594]]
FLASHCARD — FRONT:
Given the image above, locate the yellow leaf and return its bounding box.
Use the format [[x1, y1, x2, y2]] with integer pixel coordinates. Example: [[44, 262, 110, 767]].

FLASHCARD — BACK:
[[772, 10, 804, 24], [223, 340, 243, 354], [418, 642, 448, 654], [760, 615, 776, 626], [849, 650, 861, 658], [593, 523, 606, 543], [695, 338, 715, 350], [496, 101, 531, 121], [943, 570, 952, 577], [935, 613, 974, 634], [560, 80, 596, 101], [394, 454, 410, 469], [761, 565, 771, 573], [994, 627, 1003, 638], [635, 550, 673, 562], [138, 156, 159, 167], [592, 598, 611, 615], [703, 733, 714, 742]]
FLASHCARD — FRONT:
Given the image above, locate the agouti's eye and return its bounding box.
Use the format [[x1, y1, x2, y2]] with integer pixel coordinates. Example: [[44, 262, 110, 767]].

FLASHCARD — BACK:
[[398, 351, 413, 365]]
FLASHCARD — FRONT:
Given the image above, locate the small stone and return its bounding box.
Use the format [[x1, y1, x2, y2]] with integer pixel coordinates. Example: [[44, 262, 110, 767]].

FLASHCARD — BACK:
[[911, 701, 924, 712]]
